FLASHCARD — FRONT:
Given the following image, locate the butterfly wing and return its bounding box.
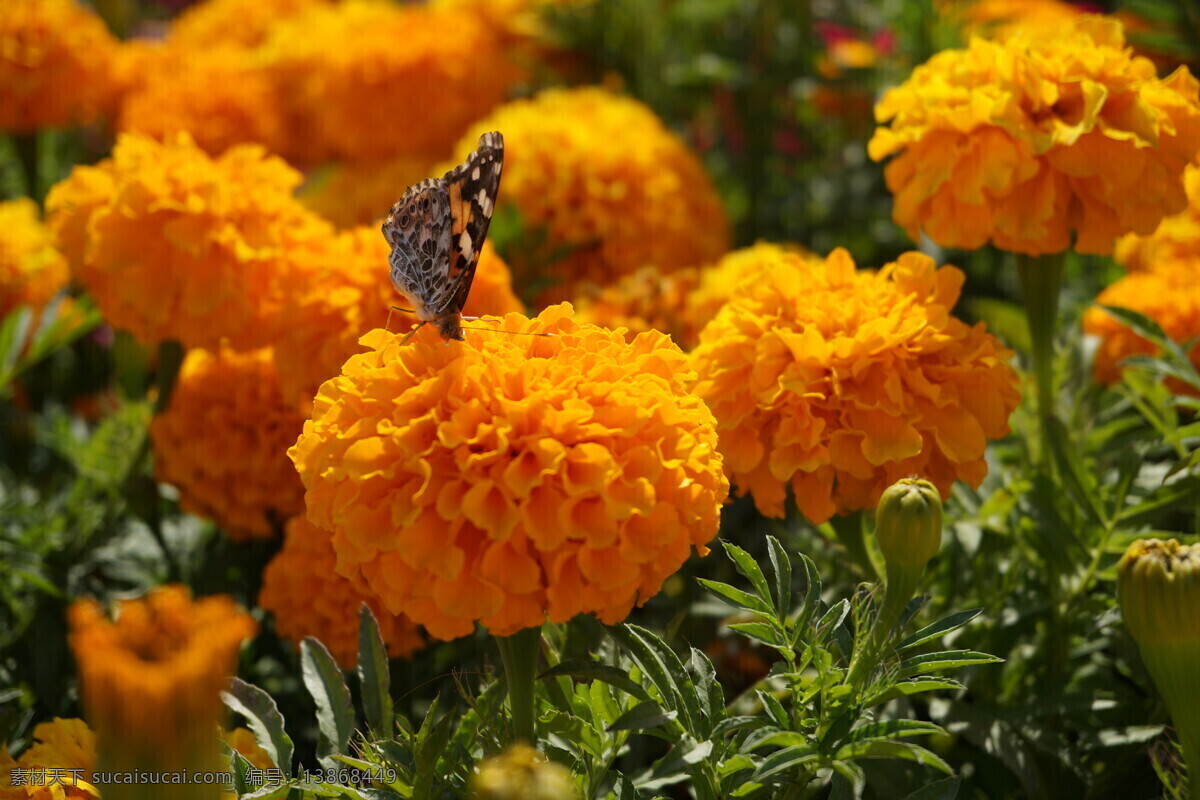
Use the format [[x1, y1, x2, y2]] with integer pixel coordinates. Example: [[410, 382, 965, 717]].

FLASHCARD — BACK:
[[381, 177, 453, 321], [437, 131, 504, 316]]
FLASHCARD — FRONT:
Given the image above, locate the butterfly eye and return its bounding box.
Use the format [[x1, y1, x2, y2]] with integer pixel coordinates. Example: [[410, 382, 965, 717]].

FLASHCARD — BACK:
[[400, 213, 411, 227]]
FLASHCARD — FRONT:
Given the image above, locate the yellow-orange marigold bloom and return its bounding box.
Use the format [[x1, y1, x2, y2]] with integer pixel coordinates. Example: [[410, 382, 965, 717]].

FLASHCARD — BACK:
[[1115, 161, 1200, 271], [289, 304, 727, 641], [45, 132, 331, 350], [937, 0, 1084, 43], [1083, 261, 1200, 391], [259, 516, 424, 668], [298, 157, 440, 229], [67, 586, 257, 787], [0, 199, 69, 319], [170, 0, 331, 50], [0, 718, 98, 800], [450, 87, 730, 302], [0, 0, 120, 132], [150, 346, 306, 540], [691, 248, 1020, 523], [221, 727, 274, 770], [262, 0, 522, 163], [273, 229, 523, 410], [869, 16, 1200, 256]]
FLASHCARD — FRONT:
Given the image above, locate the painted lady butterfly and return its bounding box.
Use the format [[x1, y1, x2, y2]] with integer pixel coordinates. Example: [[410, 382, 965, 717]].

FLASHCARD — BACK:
[[381, 131, 504, 342]]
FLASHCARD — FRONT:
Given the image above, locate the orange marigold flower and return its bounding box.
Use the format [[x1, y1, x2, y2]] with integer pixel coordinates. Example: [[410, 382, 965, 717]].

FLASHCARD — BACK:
[[0, 718, 99, 800], [221, 727, 274, 771], [1115, 161, 1200, 271], [0, 0, 120, 132], [869, 16, 1200, 256], [298, 157, 439, 229], [67, 586, 257, 786], [289, 304, 727, 640], [170, 0, 331, 50], [450, 87, 730, 302], [690, 248, 1020, 523], [259, 516, 425, 668], [150, 346, 306, 540], [45, 132, 332, 351], [937, 0, 1084, 42], [262, 0, 522, 163], [273, 228, 522, 410], [1083, 261, 1200, 391], [0, 198, 69, 319]]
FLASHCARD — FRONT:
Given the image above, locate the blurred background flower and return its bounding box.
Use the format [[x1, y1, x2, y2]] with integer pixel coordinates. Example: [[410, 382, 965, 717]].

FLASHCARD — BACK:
[[1114, 160, 1200, 272], [0, 198, 69, 320]]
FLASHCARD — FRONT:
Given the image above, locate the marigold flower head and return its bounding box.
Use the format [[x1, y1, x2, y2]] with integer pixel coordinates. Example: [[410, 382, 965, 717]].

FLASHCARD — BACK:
[[450, 87, 730, 302], [0, 718, 98, 800], [67, 586, 257, 784], [1083, 261, 1200, 391], [46, 132, 332, 351], [0, 199, 69, 319], [220, 727, 274, 771], [0, 0, 120, 132], [470, 743, 578, 800], [273, 229, 523, 410], [260, 516, 424, 668], [1115, 161, 1200, 271], [150, 346, 306, 540], [691, 248, 1020, 523], [289, 304, 727, 640], [937, 0, 1085, 43], [869, 16, 1200, 256], [262, 0, 522, 163], [571, 265, 702, 349], [170, 0, 332, 50]]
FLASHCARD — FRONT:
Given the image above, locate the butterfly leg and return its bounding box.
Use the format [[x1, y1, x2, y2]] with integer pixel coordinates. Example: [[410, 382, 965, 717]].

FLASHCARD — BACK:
[[399, 321, 426, 345]]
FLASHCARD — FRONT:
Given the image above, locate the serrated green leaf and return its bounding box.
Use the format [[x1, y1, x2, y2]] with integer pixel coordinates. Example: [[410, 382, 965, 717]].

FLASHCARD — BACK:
[[741, 728, 810, 753], [688, 647, 720, 723], [897, 650, 1002, 678], [611, 624, 701, 735], [837, 740, 952, 774], [755, 690, 790, 730], [845, 719, 945, 744], [540, 658, 653, 703], [727, 621, 783, 647], [608, 701, 678, 732], [222, 678, 295, 777], [720, 540, 775, 613], [751, 744, 821, 782], [765, 536, 793, 619], [895, 609, 982, 654], [696, 578, 774, 616], [357, 605, 393, 737], [301, 637, 355, 769], [413, 695, 454, 800], [229, 748, 254, 796], [865, 678, 966, 706]]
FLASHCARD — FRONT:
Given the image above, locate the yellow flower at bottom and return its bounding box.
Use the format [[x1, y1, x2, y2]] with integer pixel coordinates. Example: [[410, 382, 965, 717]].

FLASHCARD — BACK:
[[289, 304, 728, 640], [0, 718, 98, 800], [0, 199, 69, 319], [470, 744, 577, 800], [67, 587, 257, 798], [259, 516, 424, 668], [150, 346, 306, 540], [691, 248, 1020, 523]]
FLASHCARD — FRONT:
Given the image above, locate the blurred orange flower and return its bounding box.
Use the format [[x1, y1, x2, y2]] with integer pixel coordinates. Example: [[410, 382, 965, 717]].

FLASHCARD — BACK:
[[0, 718, 98, 800], [273, 229, 523, 411], [67, 587, 257, 786], [259, 516, 425, 668], [150, 345, 306, 540], [869, 16, 1200, 256], [262, 0, 522, 163], [298, 157, 439, 229], [450, 87, 730, 302], [289, 304, 727, 640], [938, 0, 1084, 42], [1115, 161, 1200, 272], [0, 199, 69, 320], [46, 133, 331, 351], [690, 248, 1020, 523], [1084, 261, 1200, 392], [0, 0, 120, 132], [220, 727, 274, 771], [169, 0, 332, 50]]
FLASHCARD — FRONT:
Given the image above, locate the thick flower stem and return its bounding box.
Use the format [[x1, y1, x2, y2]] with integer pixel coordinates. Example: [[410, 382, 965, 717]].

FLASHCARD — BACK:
[[496, 624, 542, 745], [1014, 251, 1067, 461], [846, 581, 909, 692]]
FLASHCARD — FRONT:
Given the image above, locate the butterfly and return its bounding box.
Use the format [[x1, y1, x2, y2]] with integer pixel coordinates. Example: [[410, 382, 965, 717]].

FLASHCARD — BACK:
[[381, 131, 504, 342]]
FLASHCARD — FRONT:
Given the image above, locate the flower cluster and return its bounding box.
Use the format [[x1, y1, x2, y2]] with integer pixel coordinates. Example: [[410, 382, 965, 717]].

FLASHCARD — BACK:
[[150, 346, 307, 540], [937, 0, 1084, 43], [1114, 161, 1200, 271], [298, 157, 438, 229], [0, 0, 120, 132], [1083, 263, 1200, 391], [690, 247, 1020, 523], [272, 229, 523, 410], [0, 198, 69, 320], [169, 0, 330, 50], [67, 587, 257, 778], [289, 304, 727, 640], [450, 87, 730, 302], [869, 16, 1200, 255], [0, 718, 98, 800], [259, 516, 424, 668], [46, 132, 331, 351]]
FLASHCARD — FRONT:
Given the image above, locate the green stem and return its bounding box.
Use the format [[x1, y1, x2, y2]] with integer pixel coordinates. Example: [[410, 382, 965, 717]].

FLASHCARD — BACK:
[[1014, 251, 1067, 463], [845, 580, 909, 692], [13, 133, 40, 202], [828, 511, 878, 580], [495, 624, 542, 745]]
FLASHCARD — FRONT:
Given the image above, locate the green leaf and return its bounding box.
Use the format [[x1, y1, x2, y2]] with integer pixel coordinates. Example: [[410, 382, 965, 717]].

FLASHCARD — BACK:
[[830, 762, 865, 799], [793, 553, 823, 635], [836, 740, 952, 774], [1117, 478, 1200, 524], [222, 678, 295, 777], [696, 578, 774, 616], [765, 536, 793, 619], [845, 720, 946, 744], [357, 604, 394, 737], [540, 659, 652, 702], [712, 715, 769, 739], [688, 647, 722, 723], [817, 599, 851, 636], [301, 637, 355, 769], [750, 744, 821, 782], [742, 728, 811, 753], [895, 609, 982, 654], [902, 775, 962, 800], [864, 678, 966, 706], [413, 695, 454, 800], [755, 690, 790, 730], [611, 624, 702, 735], [608, 701, 679, 732], [635, 737, 714, 790], [1046, 418, 1106, 526], [897, 650, 1002, 678], [727, 621, 783, 647], [229, 748, 254, 796], [720, 540, 775, 613]]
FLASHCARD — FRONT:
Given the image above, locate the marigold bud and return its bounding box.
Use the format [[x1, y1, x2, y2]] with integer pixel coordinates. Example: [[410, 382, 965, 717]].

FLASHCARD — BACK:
[[1118, 538, 1200, 783], [470, 744, 577, 800], [875, 478, 943, 574]]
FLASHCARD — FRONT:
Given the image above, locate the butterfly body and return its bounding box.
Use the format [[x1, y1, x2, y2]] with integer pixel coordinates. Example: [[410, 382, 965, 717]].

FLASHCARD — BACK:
[[382, 132, 504, 341]]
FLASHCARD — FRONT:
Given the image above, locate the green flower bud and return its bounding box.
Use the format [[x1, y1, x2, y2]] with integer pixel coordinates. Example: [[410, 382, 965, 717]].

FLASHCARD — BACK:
[[1118, 538, 1200, 791], [471, 744, 578, 800], [876, 478, 943, 575]]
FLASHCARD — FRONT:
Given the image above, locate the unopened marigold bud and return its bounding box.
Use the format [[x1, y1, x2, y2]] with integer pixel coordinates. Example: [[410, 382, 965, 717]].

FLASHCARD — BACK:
[[471, 744, 577, 800], [876, 478, 943, 574], [1118, 538, 1200, 791]]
